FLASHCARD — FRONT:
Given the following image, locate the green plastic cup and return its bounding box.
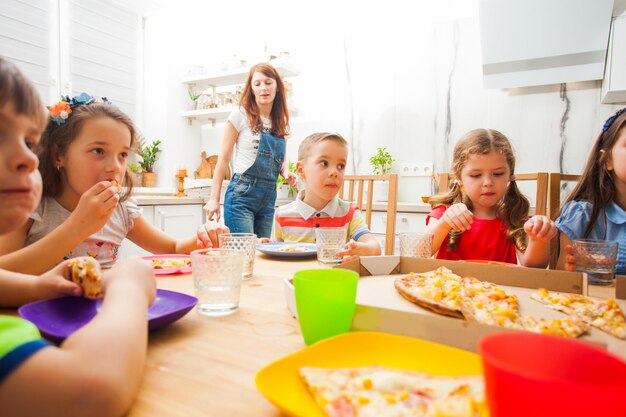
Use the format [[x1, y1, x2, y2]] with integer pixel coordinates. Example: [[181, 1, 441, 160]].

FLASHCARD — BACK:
[[294, 268, 359, 345]]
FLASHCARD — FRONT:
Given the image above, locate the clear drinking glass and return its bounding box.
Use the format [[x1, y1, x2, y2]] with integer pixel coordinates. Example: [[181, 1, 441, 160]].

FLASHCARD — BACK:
[[218, 233, 256, 279], [399, 232, 434, 258], [191, 248, 245, 316], [315, 227, 347, 264], [572, 239, 619, 286]]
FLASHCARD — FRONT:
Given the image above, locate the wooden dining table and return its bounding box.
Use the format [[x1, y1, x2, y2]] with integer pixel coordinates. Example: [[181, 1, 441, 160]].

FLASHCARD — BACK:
[[1, 254, 619, 416], [130, 254, 321, 417]]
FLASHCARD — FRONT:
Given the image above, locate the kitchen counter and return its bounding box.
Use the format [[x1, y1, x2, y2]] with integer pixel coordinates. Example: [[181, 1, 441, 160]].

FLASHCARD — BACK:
[[133, 195, 206, 205]]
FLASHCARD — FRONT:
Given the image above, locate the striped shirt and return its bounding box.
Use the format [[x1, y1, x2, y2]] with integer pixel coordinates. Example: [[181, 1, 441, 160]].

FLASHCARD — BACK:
[[272, 190, 370, 243]]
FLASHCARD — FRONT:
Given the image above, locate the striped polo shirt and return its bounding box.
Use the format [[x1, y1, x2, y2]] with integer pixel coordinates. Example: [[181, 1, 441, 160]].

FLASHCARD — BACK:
[[272, 190, 370, 243]]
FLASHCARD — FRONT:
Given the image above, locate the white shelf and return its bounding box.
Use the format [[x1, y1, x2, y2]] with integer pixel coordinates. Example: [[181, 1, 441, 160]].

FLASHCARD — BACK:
[[182, 106, 298, 124], [182, 64, 299, 87]]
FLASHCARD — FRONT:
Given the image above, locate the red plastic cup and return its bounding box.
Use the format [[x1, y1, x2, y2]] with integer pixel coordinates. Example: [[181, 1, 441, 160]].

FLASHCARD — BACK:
[[479, 332, 626, 417]]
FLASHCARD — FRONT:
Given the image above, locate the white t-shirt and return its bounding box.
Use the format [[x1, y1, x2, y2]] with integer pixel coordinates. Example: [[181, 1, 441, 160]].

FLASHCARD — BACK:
[[228, 107, 271, 174]]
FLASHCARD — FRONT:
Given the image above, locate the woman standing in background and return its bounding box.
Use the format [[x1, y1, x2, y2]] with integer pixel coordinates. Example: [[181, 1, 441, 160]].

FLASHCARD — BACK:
[[203, 63, 296, 238]]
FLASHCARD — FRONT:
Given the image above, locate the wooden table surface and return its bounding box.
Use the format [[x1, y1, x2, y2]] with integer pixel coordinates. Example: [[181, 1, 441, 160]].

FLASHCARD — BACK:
[[1, 255, 620, 416], [130, 254, 321, 417]]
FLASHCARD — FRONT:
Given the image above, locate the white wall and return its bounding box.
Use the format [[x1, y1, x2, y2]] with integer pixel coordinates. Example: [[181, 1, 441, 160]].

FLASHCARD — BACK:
[[142, 0, 623, 204]]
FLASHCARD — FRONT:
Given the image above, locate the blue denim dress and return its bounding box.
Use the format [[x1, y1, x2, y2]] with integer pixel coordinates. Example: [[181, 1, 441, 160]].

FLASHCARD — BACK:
[[224, 130, 285, 238]]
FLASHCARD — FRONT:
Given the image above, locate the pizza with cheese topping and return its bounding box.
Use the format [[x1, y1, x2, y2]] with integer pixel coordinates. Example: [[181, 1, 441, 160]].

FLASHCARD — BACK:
[[394, 267, 465, 318], [299, 366, 485, 417], [67, 256, 103, 299], [151, 257, 191, 269], [531, 288, 626, 339], [279, 245, 308, 252]]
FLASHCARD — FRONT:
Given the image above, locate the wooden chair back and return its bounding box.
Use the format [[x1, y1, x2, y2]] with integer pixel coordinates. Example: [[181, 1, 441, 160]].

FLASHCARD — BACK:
[[435, 172, 549, 215], [338, 174, 398, 255]]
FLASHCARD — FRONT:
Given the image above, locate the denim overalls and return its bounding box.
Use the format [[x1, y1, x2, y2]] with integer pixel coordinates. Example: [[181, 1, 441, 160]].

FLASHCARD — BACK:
[[224, 130, 285, 238]]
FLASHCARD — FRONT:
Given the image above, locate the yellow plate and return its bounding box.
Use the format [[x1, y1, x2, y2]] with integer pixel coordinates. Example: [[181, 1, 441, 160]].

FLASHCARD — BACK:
[[255, 331, 484, 417]]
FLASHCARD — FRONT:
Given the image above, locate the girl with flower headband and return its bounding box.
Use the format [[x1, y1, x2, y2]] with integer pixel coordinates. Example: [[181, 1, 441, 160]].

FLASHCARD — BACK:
[[556, 107, 626, 275], [426, 129, 557, 267], [0, 93, 228, 274]]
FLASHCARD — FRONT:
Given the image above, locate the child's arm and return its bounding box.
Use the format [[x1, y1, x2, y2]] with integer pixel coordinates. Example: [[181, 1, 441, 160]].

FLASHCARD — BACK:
[[517, 215, 558, 268], [0, 261, 81, 308], [0, 182, 120, 275], [203, 122, 238, 222], [0, 257, 156, 417], [127, 216, 229, 254], [425, 203, 473, 255], [336, 234, 381, 263]]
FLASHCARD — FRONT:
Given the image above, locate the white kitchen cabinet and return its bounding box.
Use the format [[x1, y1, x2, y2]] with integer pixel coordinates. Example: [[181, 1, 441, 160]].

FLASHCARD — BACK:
[[181, 64, 299, 125], [118, 204, 203, 259], [602, 15, 626, 104]]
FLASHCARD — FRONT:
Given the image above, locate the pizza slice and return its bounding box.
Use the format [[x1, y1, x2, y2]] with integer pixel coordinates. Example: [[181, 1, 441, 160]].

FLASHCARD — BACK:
[[152, 257, 191, 269], [67, 256, 103, 299], [299, 366, 484, 417], [394, 267, 464, 318], [531, 288, 626, 339]]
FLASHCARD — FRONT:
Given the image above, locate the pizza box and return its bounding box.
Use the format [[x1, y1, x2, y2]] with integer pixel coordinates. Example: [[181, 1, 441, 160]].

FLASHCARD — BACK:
[[283, 256, 626, 358]]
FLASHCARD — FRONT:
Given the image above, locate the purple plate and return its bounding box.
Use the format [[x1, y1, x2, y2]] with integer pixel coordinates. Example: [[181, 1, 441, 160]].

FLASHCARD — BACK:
[[18, 289, 197, 343]]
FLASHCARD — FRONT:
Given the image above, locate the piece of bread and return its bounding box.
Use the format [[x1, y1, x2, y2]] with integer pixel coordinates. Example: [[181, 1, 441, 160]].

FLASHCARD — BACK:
[[68, 257, 103, 299]]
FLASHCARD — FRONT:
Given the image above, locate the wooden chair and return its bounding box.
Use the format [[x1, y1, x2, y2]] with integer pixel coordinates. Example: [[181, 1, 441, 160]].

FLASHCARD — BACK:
[[547, 172, 581, 268], [338, 174, 398, 255], [435, 172, 549, 215]]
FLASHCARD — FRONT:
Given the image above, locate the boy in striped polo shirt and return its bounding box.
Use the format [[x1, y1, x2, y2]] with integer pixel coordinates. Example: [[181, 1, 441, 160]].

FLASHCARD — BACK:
[[271, 132, 381, 262]]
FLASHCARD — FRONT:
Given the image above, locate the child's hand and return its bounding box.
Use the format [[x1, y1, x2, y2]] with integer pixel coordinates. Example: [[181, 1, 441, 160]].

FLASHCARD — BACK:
[[564, 244, 576, 272], [283, 171, 298, 187], [524, 215, 557, 242], [196, 222, 230, 249], [441, 203, 473, 232], [103, 257, 156, 305], [336, 239, 362, 263], [257, 237, 271, 244], [68, 181, 120, 236], [34, 260, 82, 299]]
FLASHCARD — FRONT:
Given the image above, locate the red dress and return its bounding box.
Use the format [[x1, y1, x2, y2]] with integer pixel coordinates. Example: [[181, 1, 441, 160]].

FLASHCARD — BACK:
[[426, 206, 518, 264]]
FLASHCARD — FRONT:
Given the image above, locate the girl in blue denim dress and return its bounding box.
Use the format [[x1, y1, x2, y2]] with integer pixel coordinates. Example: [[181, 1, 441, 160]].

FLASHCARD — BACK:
[[555, 107, 626, 274], [204, 63, 297, 238]]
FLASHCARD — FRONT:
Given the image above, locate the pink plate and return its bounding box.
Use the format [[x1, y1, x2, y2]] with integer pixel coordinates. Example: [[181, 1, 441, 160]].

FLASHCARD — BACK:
[[142, 254, 192, 275]]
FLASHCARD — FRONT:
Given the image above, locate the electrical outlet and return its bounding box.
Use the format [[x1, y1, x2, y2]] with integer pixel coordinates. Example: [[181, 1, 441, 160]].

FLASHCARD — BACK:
[[399, 162, 433, 177]]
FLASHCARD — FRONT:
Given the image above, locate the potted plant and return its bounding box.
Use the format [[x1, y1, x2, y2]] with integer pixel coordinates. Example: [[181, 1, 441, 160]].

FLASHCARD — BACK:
[[276, 161, 298, 200], [369, 147, 395, 201], [136, 137, 162, 187], [127, 162, 142, 186], [188, 88, 200, 110]]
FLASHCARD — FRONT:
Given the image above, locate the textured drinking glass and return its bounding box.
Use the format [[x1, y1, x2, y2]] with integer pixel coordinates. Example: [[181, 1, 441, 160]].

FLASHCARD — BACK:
[[573, 239, 619, 286], [315, 227, 347, 264], [399, 232, 434, 258], [218, 233, 256, 279], [294, 269, 359, 345], [191, 249, 245, 316]]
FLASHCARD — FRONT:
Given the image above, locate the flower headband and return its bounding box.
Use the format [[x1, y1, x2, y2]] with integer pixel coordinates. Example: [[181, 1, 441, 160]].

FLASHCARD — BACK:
[[48, 92, 110, 125], [602, 107, 626, 133]]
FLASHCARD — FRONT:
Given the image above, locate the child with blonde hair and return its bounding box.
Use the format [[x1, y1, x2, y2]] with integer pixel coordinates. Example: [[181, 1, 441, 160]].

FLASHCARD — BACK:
[[426, 129, 557, 267], [0, 91, 228, 275], [0, 55, 156, 417], [272, 132, 381, 262], [556, 108, 626, 275]]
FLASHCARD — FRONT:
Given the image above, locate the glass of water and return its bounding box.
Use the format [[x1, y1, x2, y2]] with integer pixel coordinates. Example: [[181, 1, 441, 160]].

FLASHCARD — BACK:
[[399, 232, 434, 258], [218, 232, 256, 279], [572, 239, 619, 286], [315, 227, 347, 264], [191, 248, 245, 316]]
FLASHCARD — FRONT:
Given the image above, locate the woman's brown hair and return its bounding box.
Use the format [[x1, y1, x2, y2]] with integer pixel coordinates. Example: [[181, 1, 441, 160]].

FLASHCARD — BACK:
[[38, 102, 136, 201], [239, 63, 289, 137], [429, 129, 530, 251], [562, 108, 626, 238], [0, 56, 47, 131]]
